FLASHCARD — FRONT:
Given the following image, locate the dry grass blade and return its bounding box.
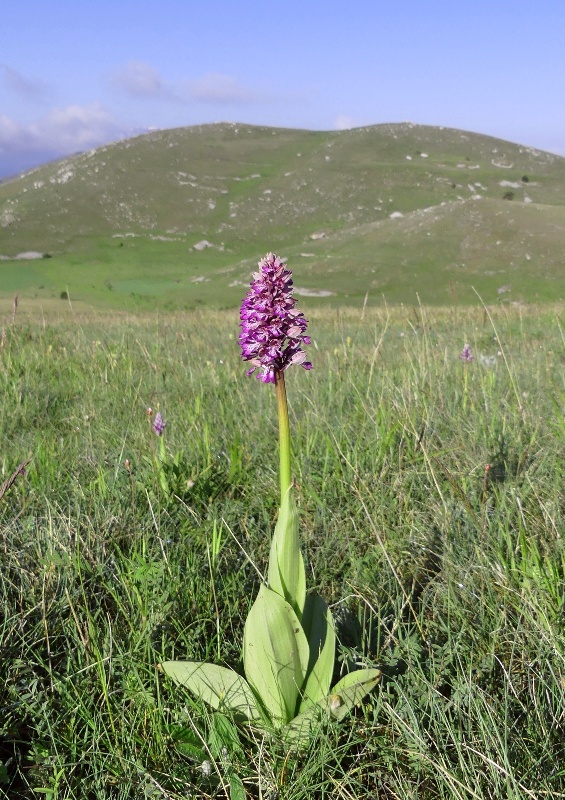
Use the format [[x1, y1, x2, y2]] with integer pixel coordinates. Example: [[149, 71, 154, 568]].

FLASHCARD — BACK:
[[0, 459, 30, 502]]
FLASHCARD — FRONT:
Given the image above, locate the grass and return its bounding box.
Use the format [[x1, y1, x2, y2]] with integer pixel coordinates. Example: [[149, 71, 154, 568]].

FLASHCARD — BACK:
[[1, 299, 564, 798]]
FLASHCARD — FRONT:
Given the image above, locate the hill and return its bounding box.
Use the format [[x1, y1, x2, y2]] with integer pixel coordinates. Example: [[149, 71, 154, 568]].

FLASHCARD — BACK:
[[1, 122, 564, 309]]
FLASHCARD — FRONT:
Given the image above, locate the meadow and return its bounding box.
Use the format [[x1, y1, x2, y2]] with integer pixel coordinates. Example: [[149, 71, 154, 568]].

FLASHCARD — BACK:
[[1, 299, 565, 799]]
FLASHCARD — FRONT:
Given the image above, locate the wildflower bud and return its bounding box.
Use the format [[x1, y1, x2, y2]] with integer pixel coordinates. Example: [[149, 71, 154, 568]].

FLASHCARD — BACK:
[[459, 344, 474, 362], [153, 411, 166, 436]]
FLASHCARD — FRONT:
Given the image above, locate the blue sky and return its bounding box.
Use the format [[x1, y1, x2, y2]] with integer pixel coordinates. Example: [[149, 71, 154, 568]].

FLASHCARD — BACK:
[[1, 0, 564, 177]]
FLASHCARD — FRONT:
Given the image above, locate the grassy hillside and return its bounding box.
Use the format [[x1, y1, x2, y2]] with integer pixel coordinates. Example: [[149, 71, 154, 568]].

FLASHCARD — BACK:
[[1, 123, 564, 309]]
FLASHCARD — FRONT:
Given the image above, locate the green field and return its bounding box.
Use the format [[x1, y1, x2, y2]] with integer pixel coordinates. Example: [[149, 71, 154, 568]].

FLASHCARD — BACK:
[[1, 301, 564, 798], [1, 123, 564, 310]]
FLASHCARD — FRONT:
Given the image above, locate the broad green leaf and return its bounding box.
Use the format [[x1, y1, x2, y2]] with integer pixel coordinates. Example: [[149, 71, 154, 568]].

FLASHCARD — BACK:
[[229, 773, 246, 800], [284, 701, 325, 747], [209, 712, 243, 760], [161, 661, 260, 721], [299, 594, 336, 710], [284, 668, 382, 748], [243, 584, 310, 725], [267, 489, 306, 619], [326, 668, 382, 721], [167, 724, 206, 761]]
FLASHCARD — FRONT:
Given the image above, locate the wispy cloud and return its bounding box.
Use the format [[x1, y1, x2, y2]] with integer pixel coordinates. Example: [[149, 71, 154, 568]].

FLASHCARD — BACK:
[[0, 104, 124, 156], [184, 72, 266, 105], [1, 64, 49, 100], [110, 61, 268, 106], [333, 114, 372, 131], [109, 60, 176, 100], [334, 115, 355, 131]]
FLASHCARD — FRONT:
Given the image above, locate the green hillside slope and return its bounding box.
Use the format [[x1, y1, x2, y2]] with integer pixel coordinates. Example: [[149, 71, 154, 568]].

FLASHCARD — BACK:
[[1, 122, 564, 308]]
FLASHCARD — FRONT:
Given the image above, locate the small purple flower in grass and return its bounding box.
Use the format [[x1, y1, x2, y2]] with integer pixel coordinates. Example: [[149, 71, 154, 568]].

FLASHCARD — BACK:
[[459, 343, 474, 362], [153, 411, 166, 436], [239, 253, 312, 383]]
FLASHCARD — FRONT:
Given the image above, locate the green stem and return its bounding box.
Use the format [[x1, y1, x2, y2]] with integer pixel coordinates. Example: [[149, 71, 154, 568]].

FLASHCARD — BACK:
[[275, 371, 292, 502]]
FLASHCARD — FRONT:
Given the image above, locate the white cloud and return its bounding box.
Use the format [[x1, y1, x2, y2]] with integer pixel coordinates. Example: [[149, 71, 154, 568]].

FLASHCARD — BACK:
[[110, 60, 173, 99], [333, 115, 375, 131], [334, 115, 355, 131], [110, 60, 269, 107], [34, 104, 123, 151], [0, 104, 123, 156], [184, 72, 265, 105], [0, 115, 22, 144]]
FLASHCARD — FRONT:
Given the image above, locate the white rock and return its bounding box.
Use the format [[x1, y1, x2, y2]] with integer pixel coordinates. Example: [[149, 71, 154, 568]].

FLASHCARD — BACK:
[[16, 251, 43, 259]]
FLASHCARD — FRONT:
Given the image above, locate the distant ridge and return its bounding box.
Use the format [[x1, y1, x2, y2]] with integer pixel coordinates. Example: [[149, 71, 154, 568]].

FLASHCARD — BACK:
[[1, 122, 564, 308]]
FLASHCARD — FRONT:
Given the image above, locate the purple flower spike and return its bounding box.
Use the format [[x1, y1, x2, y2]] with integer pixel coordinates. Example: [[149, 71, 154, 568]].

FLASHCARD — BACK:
[[459, 344, 474, 362], [153, 411, 166, 435], [239, 253, 312, 383]]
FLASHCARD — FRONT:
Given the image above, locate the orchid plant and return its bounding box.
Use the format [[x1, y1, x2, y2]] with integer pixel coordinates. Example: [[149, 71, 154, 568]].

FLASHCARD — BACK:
[[162, 253, 380, 743]]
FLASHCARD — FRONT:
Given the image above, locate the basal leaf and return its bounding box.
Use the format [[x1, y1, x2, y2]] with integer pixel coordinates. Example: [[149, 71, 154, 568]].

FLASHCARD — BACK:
[[325, 668, 382, 721], [267, 489, 306, 619], [284, 667, 382, 748], [299, 594, 336, 710], [284, 701, 325, 747], [243, 584, 309, 725], [160, 661, 260, 721]]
